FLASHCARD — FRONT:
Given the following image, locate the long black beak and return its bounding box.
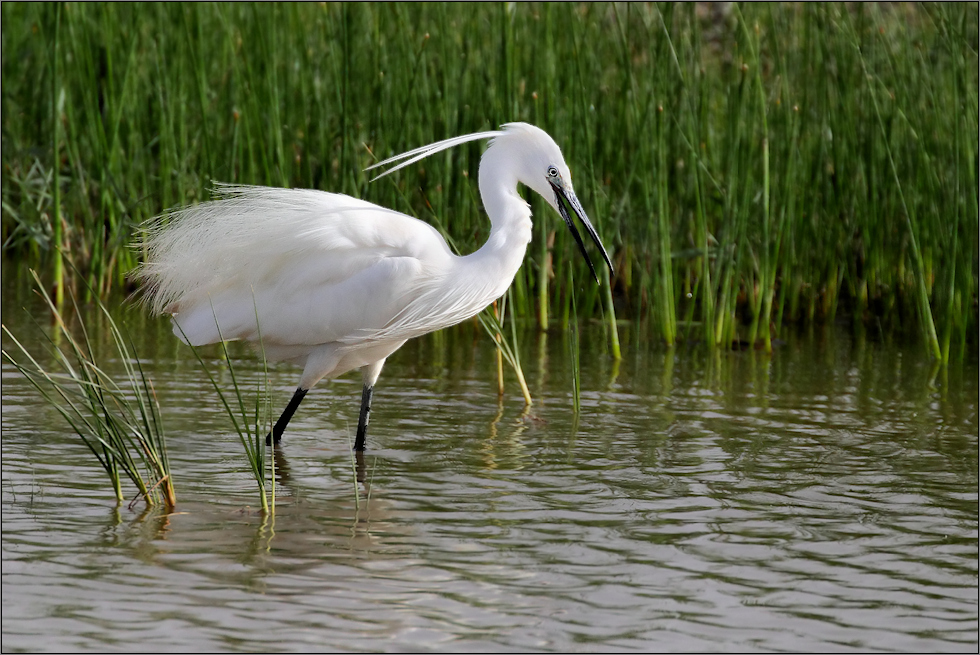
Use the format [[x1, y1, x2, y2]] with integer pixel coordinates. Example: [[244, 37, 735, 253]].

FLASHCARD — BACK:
[[551, 182, 614, 284]]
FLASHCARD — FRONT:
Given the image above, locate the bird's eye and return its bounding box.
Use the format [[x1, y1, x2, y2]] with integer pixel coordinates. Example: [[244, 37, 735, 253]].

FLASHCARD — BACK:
[[547, 166, 559, 178]]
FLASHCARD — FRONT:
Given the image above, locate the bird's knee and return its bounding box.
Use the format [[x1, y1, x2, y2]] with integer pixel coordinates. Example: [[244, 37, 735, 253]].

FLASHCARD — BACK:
[[299, 346, 342, 390]]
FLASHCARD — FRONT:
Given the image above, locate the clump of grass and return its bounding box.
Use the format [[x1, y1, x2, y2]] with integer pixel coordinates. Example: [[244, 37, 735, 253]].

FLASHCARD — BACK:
[[477, 294, 531, 406], [1, 270, 175, 508], [177, 302, 275, 514]]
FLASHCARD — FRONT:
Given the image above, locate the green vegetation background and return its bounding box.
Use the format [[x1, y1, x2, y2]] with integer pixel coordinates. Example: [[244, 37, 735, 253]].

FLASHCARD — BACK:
[[2, 3, 977, 361]]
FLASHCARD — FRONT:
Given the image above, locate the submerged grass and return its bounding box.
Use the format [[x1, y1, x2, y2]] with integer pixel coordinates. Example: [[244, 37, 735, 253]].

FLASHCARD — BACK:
[[1, 3, 976, 359]]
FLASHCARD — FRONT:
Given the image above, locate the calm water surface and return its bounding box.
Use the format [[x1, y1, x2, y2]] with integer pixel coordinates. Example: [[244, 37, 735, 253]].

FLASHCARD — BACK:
[[2, 287, 977, 652]]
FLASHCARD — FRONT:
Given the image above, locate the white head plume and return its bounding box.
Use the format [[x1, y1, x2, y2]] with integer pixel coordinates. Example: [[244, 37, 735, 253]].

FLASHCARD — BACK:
[[365, 128, 506, 181]]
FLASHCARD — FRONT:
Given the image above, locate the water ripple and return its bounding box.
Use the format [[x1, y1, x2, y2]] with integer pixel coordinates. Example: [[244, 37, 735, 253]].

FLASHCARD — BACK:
[[2, 326, 977, 652]]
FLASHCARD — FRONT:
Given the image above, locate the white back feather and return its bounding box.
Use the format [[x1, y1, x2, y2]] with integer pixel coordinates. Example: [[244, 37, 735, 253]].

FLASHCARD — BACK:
[[135, 184, 423, 317]]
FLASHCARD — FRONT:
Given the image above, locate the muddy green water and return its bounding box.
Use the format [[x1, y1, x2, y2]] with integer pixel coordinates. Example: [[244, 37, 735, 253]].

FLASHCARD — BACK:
[[2, 283, 977, 652]]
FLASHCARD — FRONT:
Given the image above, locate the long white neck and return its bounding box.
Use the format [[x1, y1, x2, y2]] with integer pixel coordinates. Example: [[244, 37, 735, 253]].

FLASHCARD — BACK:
[[466, 144, 533, 296]]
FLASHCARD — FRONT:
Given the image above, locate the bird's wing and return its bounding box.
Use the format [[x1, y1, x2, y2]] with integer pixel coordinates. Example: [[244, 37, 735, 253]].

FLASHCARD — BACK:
[[135, 185, 456, 352]]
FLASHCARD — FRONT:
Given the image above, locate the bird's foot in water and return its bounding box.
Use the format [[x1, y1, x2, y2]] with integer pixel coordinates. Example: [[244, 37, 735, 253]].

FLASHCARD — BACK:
[[355, 450, 367, 484]]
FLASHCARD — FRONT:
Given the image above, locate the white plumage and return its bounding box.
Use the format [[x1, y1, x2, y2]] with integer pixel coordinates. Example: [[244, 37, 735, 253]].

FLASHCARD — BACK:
[[135, 122, 612, 451]]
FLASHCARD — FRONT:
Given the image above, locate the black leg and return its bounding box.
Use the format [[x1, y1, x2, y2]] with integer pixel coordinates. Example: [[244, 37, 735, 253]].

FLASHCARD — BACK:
[[354, 450, 366, 484], [266, 387, 308, 446], [354, 384, 374, 452]]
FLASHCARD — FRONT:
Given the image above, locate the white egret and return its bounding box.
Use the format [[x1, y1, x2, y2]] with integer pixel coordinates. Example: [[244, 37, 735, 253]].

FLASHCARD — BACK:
[[135, 122, 613, 451]]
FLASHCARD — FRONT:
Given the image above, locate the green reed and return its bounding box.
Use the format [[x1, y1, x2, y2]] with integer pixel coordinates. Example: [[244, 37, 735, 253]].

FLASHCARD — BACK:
[[2, 3, 976, 359], [477, 292, 532, 405], [177, 304, 275, 514], [1, 270, 175, 508]]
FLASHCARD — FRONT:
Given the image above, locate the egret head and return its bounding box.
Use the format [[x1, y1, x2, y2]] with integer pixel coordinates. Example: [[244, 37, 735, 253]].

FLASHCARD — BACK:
[[491, 123, 614, 283], [366, 122, 614, 283]]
